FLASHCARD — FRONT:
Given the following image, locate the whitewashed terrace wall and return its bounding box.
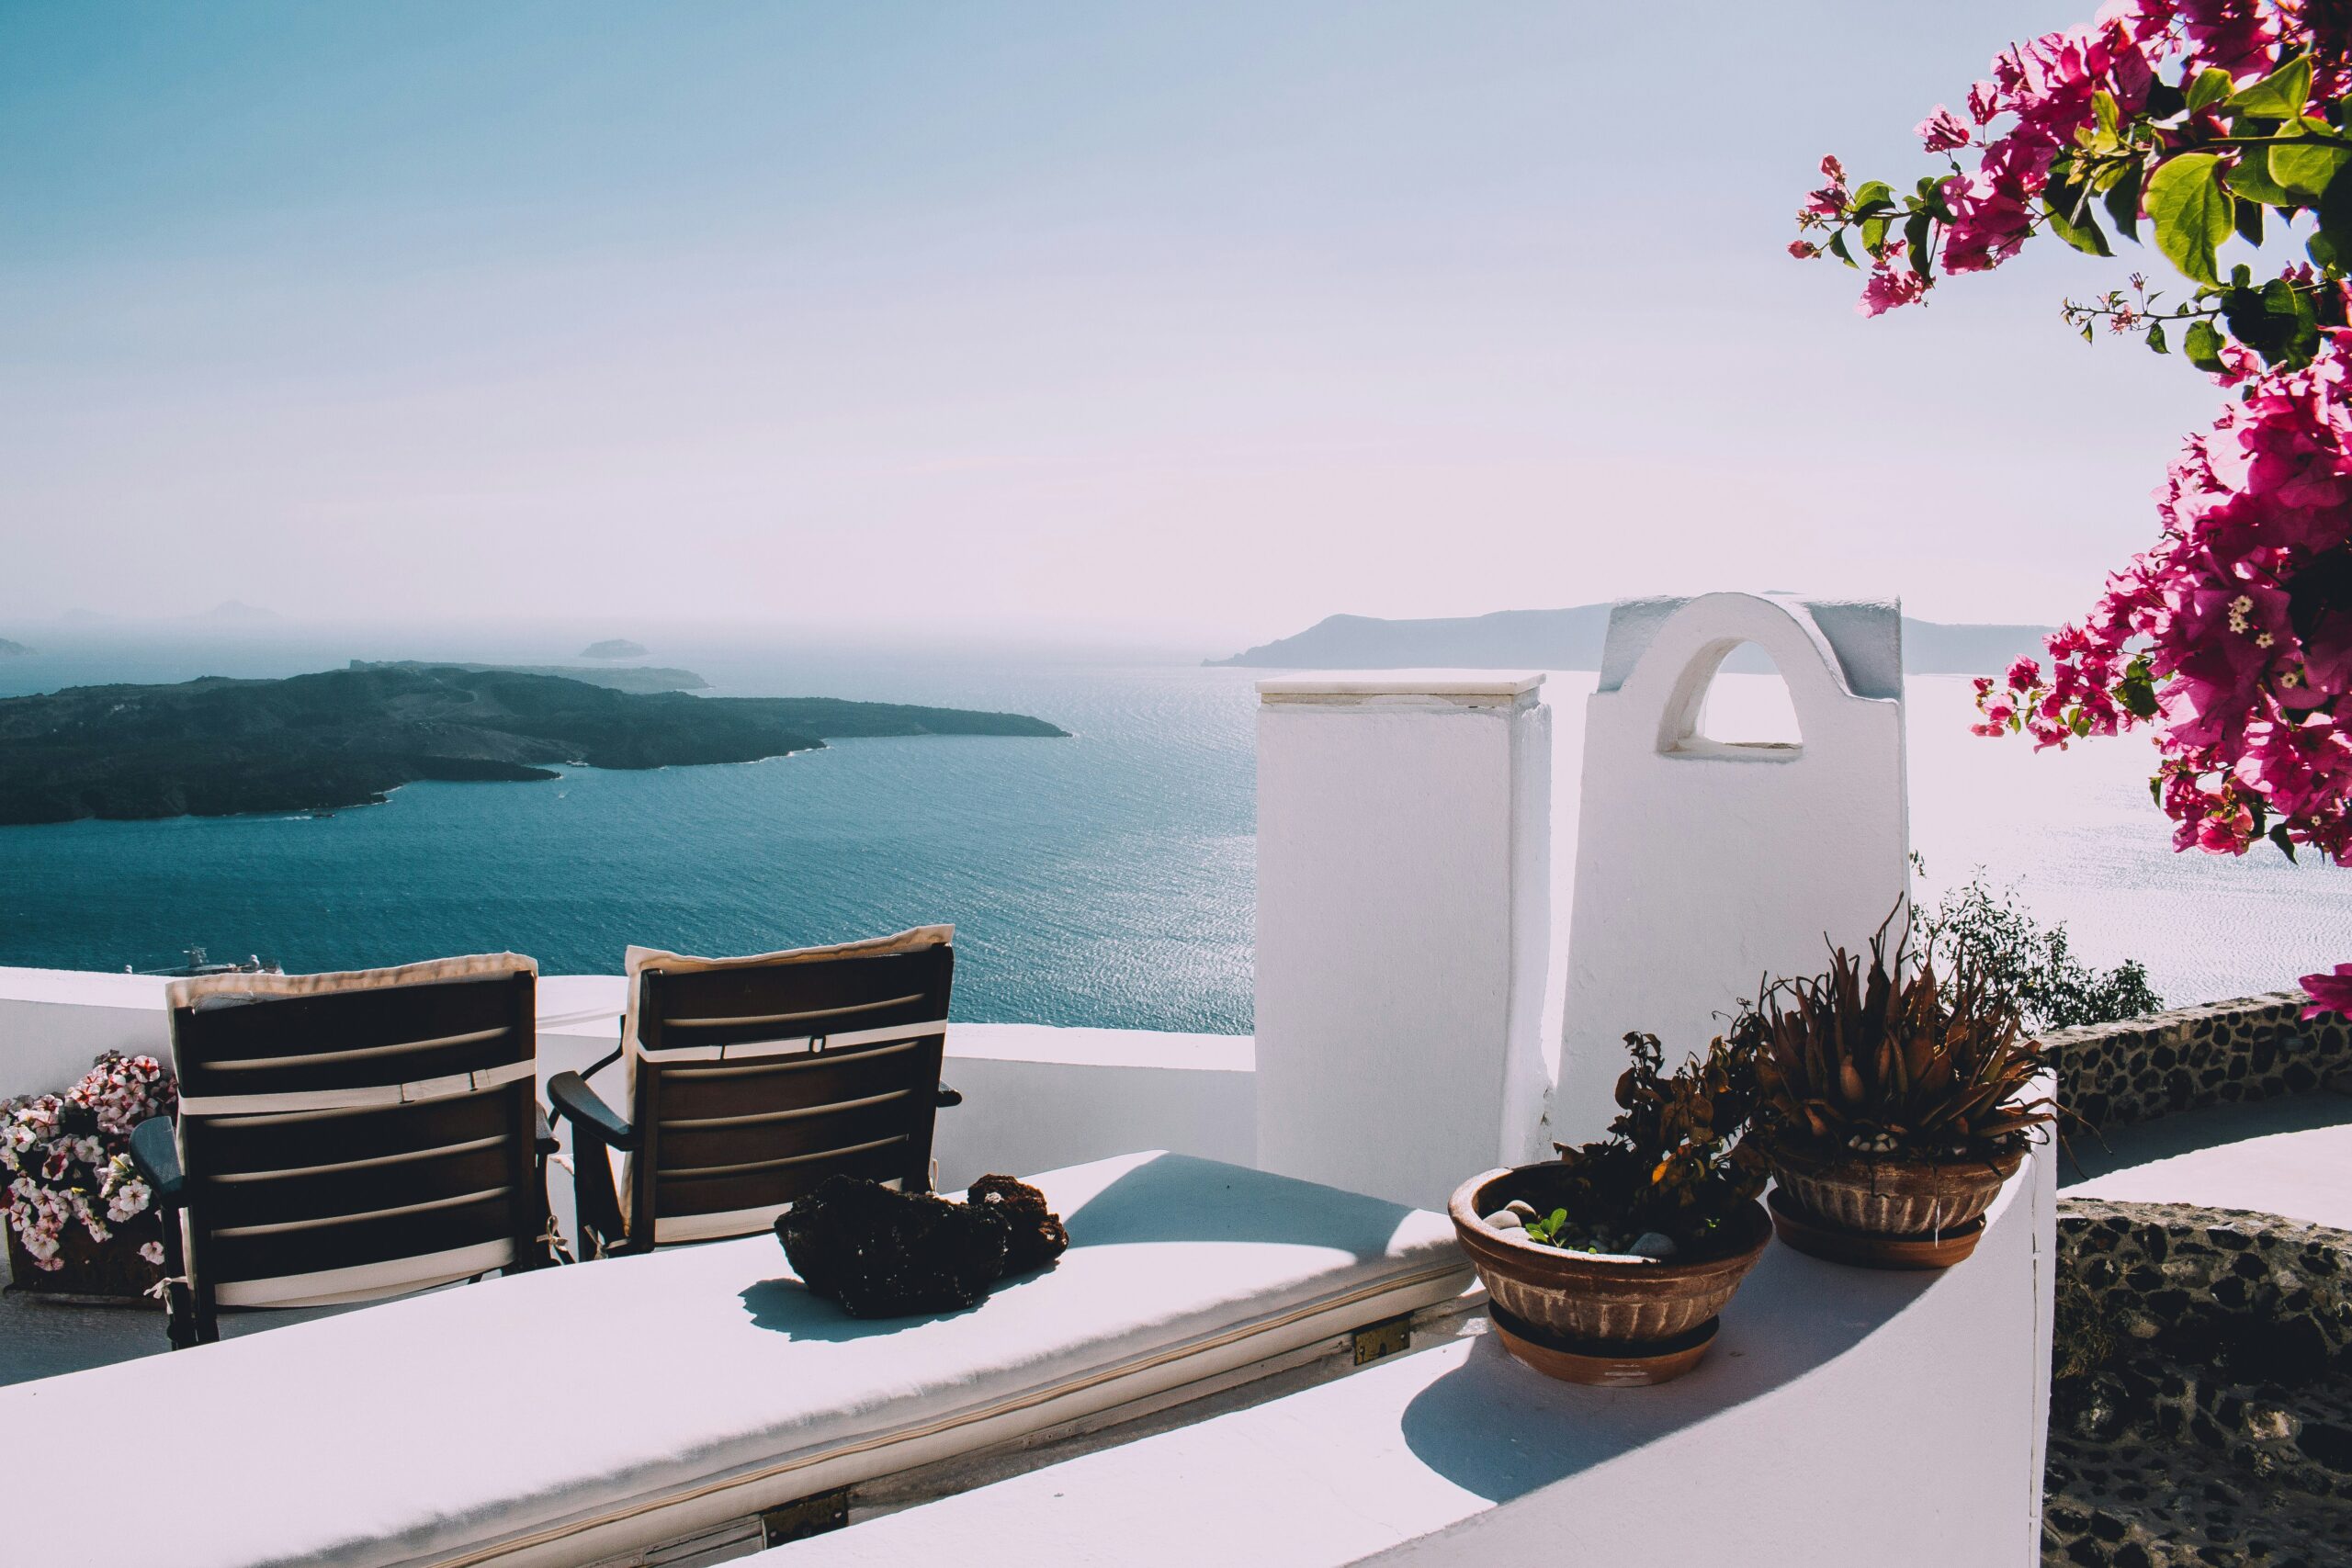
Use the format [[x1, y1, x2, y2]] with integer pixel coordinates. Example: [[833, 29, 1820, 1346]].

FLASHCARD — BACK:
[[0, 969, 1253, 1201], [763, 1101, 2060, 1568]]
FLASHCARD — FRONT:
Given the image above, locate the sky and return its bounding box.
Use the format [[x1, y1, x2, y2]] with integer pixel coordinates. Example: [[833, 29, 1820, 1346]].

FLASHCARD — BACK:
[[0, 2, 2249, 650]]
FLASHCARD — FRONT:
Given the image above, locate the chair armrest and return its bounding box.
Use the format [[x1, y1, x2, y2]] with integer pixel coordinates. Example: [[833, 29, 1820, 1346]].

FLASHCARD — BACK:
[[130, 1116, 185, 1205], [935, 1083, 964, 1109], [548, 1071, 637, 1151]]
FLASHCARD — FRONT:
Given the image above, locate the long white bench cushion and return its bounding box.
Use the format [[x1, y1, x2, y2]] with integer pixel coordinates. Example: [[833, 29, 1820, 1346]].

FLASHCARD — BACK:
[[0, 1150, 1470, 1568]]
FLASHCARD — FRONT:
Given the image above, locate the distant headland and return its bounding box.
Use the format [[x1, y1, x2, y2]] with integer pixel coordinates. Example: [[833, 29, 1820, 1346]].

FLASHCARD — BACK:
[[0, 638, 31, 658], [1209, 604, 2053, 675], [580, 638, 648, 660], [348, 659, 709, 694], [0, 665, 1068, 825]]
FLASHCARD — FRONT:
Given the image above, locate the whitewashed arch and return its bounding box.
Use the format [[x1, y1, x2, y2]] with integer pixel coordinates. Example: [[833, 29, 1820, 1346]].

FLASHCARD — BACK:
[[1554, 593, 1910, 1145]]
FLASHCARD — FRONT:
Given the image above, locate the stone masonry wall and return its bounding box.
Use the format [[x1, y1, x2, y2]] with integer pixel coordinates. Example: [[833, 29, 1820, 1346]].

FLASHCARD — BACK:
[[2045, 990, 2349, 1134], [2057, 1200, 2352, 1381], [2044, 1201, 2352, 1565]]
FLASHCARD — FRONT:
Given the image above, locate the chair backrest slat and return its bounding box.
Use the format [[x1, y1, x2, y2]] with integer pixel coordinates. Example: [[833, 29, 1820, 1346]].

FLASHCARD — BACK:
[[628, 941, 952, 1247], [196, 1138, 513, 1233], [189, 1094, 510, 1176], [167, 962, 545, 1325], [203, 1192, 516, 1287], [650, 1045, 932, 1121], [653, 1087, 922, 1173], [650, 1141, 914, 1230], [175, 980, 526, 1103]]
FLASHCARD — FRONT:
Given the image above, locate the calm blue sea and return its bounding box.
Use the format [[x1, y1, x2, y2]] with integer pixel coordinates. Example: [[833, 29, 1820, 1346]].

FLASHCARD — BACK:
[[1, 627, 2346, 1030]]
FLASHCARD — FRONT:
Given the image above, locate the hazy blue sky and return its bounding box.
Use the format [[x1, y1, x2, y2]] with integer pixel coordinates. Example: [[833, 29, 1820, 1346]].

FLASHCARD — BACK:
[[0, 3, 2238, 646]]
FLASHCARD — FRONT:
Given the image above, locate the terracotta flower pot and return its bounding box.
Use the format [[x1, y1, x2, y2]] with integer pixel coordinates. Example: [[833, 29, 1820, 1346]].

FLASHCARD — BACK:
[[1448, 1165, 1771, 1385], [1764, 1143, 2022, 1269]]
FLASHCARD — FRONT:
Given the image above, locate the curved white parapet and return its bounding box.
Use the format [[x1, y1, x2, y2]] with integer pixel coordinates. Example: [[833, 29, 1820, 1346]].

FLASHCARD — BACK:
[[759, 1124, 2058, 1568], [1555, 593, 1909, 1145]]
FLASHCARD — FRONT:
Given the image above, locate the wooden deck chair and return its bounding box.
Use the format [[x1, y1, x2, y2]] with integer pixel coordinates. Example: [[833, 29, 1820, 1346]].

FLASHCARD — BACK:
[[546, 926, 958, 1257], [129, 954, 558, 1348]]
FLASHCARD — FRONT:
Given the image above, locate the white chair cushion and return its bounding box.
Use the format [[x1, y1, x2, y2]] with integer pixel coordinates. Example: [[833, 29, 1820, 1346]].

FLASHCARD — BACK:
[[0, 1151, 1469, 1568]]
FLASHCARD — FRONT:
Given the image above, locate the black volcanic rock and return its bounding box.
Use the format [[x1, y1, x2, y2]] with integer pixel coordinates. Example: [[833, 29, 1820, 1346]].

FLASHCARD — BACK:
[[968, 1174, 1070, 1275], [0, 665, 1068, 825], [777, 1177, 1010, 1318], [775, 1175, 1069, 1319]]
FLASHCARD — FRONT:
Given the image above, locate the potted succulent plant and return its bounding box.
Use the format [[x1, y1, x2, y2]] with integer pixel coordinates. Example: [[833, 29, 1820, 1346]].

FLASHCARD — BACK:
[[1450, 1030, 1770, 1386], [1742, 919, 2051, 1269]]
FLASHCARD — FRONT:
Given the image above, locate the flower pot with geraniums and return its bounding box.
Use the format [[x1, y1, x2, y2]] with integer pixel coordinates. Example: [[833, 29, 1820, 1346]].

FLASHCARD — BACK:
[[1449, 1029, 1771, 1387], [1741, 919, 2052, 1271], [1, 1053, 178, 1302]]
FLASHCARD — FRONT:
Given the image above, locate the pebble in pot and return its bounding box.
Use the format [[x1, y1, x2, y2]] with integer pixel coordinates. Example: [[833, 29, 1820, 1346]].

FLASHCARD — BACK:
[[1628, 1232, 1678, 1260], [1483, 1209, 1525, 1231]]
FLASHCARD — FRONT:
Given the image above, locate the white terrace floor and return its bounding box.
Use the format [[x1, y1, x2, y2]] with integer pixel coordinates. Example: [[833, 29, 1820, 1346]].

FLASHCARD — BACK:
[[2058, 1080, 2352, 1228]]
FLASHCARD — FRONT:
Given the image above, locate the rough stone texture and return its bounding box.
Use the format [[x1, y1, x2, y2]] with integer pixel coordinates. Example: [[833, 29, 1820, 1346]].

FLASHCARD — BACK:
[[2044, 1199, 2352, 1566], [2047, 992, 2349, 1135], [967, 1173, 1071, 1276], [775, 1178, 1011, 1319], [774, 1174, 1070, 1320]]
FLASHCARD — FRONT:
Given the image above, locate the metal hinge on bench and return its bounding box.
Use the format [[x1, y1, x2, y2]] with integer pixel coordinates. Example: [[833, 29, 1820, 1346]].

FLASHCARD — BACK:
[[1351, 1313, 1413, 1366], [760, 1487, 851, 1546]]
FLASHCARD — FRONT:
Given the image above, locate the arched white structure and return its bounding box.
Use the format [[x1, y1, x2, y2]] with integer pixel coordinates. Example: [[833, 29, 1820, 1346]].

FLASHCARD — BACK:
[[1555, 593, 1909, 1145]]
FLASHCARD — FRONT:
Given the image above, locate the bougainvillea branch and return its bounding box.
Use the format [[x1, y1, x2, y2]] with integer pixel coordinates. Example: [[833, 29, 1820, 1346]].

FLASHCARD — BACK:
[[1798, 2, 2352, 1012]]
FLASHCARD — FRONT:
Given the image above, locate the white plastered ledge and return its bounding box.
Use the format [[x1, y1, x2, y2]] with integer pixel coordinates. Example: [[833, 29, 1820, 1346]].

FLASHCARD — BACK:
[[0, 1151, 1470, 1568], [1257, 671, 1544, 708], [763, 1133, 2058, 1568]]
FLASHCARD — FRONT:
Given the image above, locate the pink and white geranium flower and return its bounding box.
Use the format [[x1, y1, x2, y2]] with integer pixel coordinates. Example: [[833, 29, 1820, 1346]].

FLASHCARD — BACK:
[[1, 1054, 176, 1273]]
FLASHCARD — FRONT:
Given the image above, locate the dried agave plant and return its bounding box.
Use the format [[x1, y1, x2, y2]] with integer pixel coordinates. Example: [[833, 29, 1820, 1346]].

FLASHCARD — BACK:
[[1739, 910, 2053, 1163]]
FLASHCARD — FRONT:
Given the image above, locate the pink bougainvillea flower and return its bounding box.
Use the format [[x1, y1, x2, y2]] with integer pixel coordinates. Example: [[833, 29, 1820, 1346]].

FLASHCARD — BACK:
[[2299, 963, 2352, 1019], [1917, 105, 1972, 151], [1824, 1, 2352, 866], [1857, 256, 1928, 317]]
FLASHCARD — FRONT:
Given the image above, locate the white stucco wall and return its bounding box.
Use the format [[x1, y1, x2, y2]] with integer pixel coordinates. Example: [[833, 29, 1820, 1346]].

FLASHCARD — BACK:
[[1555, 594, 1910, 1145], [0, 968, 175, 1095], [1254, 673, 1553, 1210]]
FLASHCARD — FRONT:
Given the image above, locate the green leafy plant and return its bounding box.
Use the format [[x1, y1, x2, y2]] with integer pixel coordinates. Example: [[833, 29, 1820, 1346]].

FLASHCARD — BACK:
[[1921, 868, 2162, 1032], [1742, 915, 2054, 1164], [1538, 1030, 1767, 1254]]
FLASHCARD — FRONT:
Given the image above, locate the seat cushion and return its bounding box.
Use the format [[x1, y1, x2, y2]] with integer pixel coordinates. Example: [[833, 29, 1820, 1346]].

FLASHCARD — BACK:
[[0, 1151, 1470, 1568]]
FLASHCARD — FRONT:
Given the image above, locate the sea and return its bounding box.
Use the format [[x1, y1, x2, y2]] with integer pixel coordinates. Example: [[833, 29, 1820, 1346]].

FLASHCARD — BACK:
[[1, 627, 2346, 1035]]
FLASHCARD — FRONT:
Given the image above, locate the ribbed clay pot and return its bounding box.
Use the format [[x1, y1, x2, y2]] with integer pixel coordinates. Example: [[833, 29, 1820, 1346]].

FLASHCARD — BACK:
[[1449, 1165, 1770, 1382], [1765, 1143, 2021, 1269]]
